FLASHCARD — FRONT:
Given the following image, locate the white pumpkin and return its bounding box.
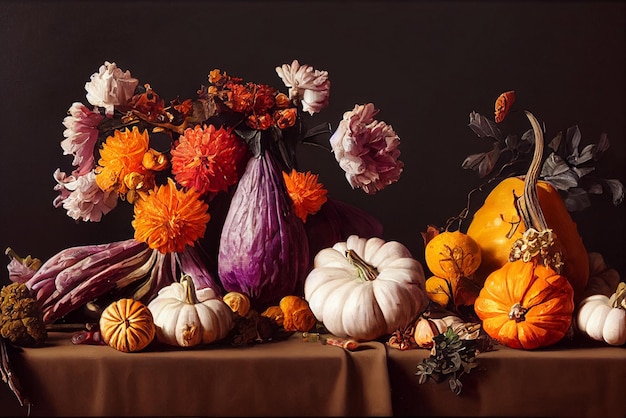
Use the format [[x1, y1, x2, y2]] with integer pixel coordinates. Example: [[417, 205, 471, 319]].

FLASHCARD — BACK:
[[304, 235, 429, 341], [576, 282, 626, 346], [148, 274, 234, 347]]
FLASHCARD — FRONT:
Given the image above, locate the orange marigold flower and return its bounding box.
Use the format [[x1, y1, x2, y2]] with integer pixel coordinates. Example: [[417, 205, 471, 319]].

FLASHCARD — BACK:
[[132, 178, 210, 253], [209, 69, 225, 85], [246, 113, 273, 130], [171, 124, 248, 195], [253, 84, 277, 114], [95, 127, 154, 198], [274, 108, 297, 129], [275, 92, 291, 109], [227, 83, 254, 113], [282, 169, 328, 223]]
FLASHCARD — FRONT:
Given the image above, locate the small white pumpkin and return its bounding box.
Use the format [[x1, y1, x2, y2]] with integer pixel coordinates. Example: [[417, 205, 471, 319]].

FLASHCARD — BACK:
[[576, 282, 626, 346], [148, 274, 234, 347], [304, 235, 429, 341]]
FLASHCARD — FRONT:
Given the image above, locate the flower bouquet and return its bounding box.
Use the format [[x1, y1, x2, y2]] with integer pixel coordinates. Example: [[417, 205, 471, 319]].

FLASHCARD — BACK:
[[5, 60, 403, 324]]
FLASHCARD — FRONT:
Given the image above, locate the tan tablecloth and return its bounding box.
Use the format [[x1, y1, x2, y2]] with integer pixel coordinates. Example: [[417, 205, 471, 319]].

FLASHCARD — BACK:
[[1, 332, 625, 417], [387, 338, 626, 417], [2, 332, 391, 417]]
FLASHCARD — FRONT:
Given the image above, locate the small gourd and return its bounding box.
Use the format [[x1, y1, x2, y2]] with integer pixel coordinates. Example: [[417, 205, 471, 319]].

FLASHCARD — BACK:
[[223, 291, 251, 317], [576, 288, 626, 346], [148, 274, 234, 347], [304, 235, 429, 341], [413, 314, 481, 349], [99, 298, 156, 353], [279, 295, 316, 332]]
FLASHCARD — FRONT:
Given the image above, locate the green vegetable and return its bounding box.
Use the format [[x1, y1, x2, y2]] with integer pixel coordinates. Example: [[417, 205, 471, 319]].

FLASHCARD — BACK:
[[0, 282, 47, 346], [415, 327, 480, 396]]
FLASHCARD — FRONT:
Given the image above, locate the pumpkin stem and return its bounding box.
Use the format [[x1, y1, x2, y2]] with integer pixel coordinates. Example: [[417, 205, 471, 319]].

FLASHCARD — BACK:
[[508, 302, 528, 323], [611, 282, 626, 309], [345, 249, 378, 281], [509, 111, 563, 273], [180, 274, 199, 305]]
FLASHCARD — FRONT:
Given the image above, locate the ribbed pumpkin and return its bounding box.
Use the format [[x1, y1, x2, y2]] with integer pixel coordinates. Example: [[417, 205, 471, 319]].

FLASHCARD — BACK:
[[148, 274, 234, 347], [99, 298, 156, 353], [474, 259, 574, 349], [304, 235, 429, 341]]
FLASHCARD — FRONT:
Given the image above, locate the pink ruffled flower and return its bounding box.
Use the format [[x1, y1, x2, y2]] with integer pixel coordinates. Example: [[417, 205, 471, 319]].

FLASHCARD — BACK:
[[329, 103, 403, 194], [275, 59, 330, 115], [60, 102, 104, 176], [53, 169, 118, 222], [85, 61, 139, 116]]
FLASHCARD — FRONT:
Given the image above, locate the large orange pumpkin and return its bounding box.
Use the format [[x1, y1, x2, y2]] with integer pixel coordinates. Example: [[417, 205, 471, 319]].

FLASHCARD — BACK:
[[474, 259, 574, 349]]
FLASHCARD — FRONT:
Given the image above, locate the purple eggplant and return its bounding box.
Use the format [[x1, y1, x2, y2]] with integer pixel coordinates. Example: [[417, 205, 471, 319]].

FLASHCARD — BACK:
[[218, 151, 309, 308]]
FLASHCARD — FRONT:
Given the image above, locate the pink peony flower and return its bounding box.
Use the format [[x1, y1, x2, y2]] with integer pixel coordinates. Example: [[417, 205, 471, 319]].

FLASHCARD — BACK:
[[85, 61, 139, 116], [275, 59, 330, 115], [329, 103, 403, 194], [53, 169, 118, 222], [60, 102, 104, 176]]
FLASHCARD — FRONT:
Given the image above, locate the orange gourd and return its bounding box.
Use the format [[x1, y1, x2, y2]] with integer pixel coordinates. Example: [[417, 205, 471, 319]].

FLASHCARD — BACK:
[[474, 259, 574, 349], [474, 109, 577, 350], [467, 126, 588, 302], [99, 298, 156, 352]]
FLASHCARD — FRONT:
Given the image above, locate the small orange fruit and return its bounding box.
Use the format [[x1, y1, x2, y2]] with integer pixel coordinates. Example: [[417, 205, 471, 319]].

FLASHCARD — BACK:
[[425, 276, 453, 307], [424, 230, 482, 280]]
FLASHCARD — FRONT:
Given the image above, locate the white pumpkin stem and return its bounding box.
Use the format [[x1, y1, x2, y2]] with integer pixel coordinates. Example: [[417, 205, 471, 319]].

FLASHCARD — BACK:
[[345, 250, 378, 281], [509, 111, 563, 273], [180, 274, 199, 305]]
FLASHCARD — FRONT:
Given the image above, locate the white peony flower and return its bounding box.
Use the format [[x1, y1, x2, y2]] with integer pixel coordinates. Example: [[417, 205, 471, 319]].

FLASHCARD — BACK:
[[85, 61, 139, 116], [276, 59, 330, 115], [329, 103, 403, 194], [53, 169, 118, 222]]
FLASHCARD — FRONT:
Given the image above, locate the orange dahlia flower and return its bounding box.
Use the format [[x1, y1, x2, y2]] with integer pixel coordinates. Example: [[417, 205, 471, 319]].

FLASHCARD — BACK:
[[171, 124, 248, 195], [132, 178, 210, 253], [95, 127, 154, 199], [282, 169, 328, 223]]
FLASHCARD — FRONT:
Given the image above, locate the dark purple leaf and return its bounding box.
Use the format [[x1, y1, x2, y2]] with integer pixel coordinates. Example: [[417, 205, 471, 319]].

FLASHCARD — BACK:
[[468, 112, 501, 140], [563, 188, 591, 212], [606, 179, 625, 205]]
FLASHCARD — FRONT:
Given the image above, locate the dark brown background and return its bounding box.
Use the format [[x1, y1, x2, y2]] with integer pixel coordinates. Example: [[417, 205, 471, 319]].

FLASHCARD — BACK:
[[1, 0, 624, 285]]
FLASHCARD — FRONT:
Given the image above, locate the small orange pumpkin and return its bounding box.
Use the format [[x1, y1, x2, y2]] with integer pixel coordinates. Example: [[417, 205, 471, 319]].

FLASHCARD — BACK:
[[99, 298, 156, 352], [474, 259, 574, 349]]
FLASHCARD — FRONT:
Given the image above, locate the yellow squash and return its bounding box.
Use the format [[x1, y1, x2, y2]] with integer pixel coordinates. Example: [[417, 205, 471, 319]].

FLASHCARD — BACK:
[[467, 170, 588, 301]]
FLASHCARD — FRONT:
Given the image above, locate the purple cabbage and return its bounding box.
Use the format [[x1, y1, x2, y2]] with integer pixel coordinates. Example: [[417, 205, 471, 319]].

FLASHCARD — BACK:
[[218, 151, 309, 308], [304, 198, 384, 262]]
